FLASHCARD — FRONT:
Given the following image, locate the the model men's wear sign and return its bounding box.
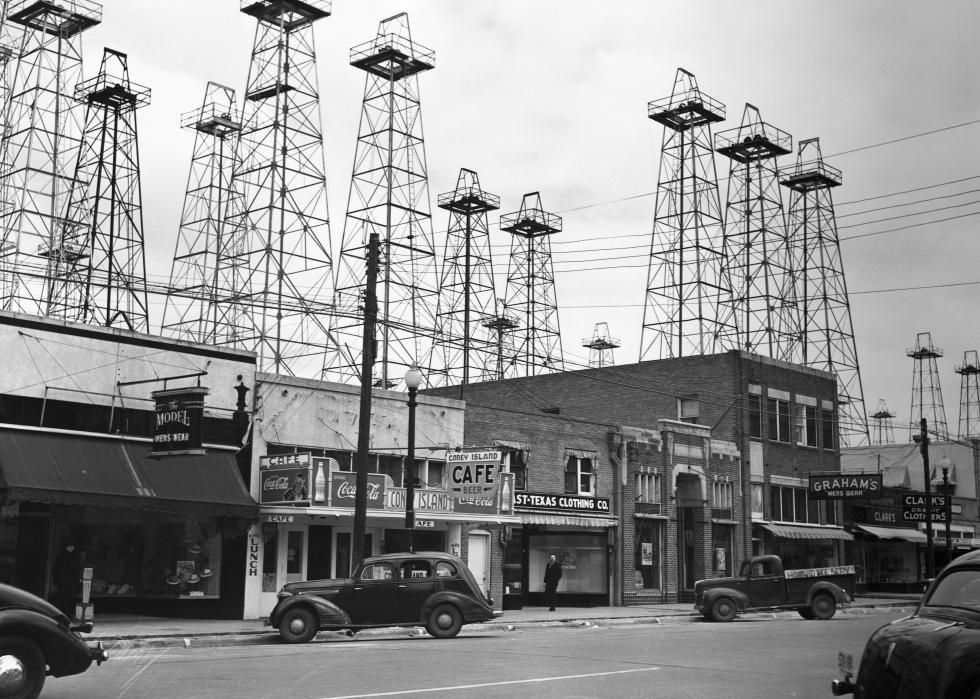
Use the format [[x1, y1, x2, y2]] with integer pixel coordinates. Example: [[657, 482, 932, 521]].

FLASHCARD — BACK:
[[150, 386, 208, 457]]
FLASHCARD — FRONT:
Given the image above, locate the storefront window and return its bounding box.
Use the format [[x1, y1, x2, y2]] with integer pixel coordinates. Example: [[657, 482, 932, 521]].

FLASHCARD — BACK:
[[529, 533, 607, 594], [53, 510, 224, 599], [712, 525, 734, 576], [634, 520, 663, 589]]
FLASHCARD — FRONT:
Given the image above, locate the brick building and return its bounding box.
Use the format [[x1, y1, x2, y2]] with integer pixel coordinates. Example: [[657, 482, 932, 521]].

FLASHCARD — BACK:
[[427, 350, 849, 606]]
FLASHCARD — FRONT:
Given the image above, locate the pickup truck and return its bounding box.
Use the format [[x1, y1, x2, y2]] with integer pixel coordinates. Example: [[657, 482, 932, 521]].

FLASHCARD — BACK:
[[695, 554, 855, 622]]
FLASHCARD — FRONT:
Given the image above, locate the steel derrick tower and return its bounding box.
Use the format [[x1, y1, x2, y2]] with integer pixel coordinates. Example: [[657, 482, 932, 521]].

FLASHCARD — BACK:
[[907, 332, 949, 441], [584, 321, 619, 368], [500, 192, 564, 377], [161, 82, 244, 343], [211, 0, 334, 377], [0, 0, 100, 316], [430, 168, 500, 386], [330, 12, 437, 388], [640, 68, 730, 360], [955, 350, 980, 439], [45, 48, 149, 331], [781, 138, 869, 446], [715, 104, 796, 359], [871, 399, 896, 446]]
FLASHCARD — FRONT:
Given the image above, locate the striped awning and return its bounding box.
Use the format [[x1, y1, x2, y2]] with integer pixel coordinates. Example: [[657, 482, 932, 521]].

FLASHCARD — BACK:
[[520, 512, 618, 528], [852, 524, 927, 543], [758, 523, 853, 541]]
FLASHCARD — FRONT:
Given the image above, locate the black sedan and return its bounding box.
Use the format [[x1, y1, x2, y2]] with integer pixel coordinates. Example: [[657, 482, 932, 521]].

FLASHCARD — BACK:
[[833, 549, 980, 698], [267, 552, 502, 643], [0, 582, 107, 698]]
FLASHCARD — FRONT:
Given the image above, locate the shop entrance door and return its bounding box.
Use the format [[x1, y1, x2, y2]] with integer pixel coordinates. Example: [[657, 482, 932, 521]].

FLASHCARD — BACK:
[[259, 525, 308, 614], [467, 531, 490, 595]]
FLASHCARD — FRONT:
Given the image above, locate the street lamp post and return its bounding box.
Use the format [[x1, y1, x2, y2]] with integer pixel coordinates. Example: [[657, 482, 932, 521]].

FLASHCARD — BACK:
[[941, 462, 952, 564], [404, 366, 423, 553]]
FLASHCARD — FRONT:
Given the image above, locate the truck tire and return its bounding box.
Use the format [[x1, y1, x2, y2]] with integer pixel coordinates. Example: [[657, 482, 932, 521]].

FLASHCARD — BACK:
[[797, 607, 816, 620], [710, 597, 737, 622], [810, 593, 837, 620]]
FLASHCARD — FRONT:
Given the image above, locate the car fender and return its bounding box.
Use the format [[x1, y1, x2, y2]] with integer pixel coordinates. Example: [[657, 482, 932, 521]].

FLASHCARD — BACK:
[[420, 590, 489, 623], [807, 582, 848, 607], [0, 608, 93, 677], [699, 587, 750, 612], [271, 594, 350, 629]]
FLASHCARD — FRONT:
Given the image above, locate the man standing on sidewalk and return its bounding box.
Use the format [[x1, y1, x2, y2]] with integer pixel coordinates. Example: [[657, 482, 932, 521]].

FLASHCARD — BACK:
[[544, 554, 562, 611]]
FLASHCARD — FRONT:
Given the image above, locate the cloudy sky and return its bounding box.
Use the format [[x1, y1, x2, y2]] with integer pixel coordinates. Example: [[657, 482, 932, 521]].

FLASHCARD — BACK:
[[81, 1, 980, 441]]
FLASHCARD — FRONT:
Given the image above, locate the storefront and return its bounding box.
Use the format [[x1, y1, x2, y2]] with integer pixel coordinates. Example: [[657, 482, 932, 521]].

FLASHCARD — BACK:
[[246, 453, 520, 618], [503, 492, 617, 609], [755, 522, 852, 571], [0, 427, 257, 618]]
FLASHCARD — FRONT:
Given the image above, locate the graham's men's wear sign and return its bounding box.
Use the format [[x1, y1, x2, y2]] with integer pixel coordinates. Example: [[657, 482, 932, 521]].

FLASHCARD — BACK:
[[514, 492, 611, 513], [150, 386, 208, 457], [808, 473, 882, 499]]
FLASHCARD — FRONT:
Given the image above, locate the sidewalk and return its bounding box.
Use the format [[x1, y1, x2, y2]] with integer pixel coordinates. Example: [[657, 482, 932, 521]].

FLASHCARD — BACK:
[[85, 593, 921, 651]]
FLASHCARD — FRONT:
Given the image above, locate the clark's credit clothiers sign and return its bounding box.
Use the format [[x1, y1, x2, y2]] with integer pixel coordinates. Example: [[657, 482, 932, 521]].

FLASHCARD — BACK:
[[808, 473, 882, 499]]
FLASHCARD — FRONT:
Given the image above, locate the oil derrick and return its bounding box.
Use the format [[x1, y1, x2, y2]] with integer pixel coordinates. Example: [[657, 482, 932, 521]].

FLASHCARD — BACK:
[[640, 68, 730, 360], [330, 12, 437, 388], [482, 301, 518, 380], [0, 0, 100, 316], [715, 103, 796, 359], [430, 168, 500, 386], [907, 332, 949, 441], [583, 321, 620, 368], [870, 399, 896, 446], [955, 350, 980, 439], [500, 192, 564, 377], [45, 48, 149, 331], [781, 138, 869, 446], [161, 82, 243, 343], [218, 0, 334, 378]]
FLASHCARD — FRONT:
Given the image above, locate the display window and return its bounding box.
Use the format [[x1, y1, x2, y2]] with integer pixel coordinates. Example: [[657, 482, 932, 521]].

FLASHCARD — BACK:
[[55, 510, 223, 599], [529, 532, 607, 594], [712, 524, 734, 577], [634, 520, 664, 589]]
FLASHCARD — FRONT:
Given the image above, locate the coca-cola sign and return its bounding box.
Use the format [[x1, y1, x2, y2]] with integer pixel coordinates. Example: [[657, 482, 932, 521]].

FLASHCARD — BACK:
[[260, 464, 311, 506], [330, 471, 386, 510]]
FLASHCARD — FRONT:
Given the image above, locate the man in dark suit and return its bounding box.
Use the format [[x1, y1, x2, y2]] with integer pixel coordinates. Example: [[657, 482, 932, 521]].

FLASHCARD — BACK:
[[544, 554, 562, 611]]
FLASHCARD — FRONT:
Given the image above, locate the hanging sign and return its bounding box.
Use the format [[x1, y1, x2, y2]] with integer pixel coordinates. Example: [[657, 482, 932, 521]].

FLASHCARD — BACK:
[[260, 453, 312, 506], [808, 473, 882, 499], [150, 386, 208, 457], [447, 449, 501, 497]]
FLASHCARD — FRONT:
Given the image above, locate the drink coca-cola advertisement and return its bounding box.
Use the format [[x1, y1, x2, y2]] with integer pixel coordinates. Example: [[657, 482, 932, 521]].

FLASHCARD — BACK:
[[260, 453, 312, 506], [330, 471, 386, 510]]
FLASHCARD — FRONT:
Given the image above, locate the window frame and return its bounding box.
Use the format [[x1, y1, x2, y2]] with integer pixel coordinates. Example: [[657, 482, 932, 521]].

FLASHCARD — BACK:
[[678, 397, 699, 424], [767, 398, 791, 443], [565, 454, 596, 496]]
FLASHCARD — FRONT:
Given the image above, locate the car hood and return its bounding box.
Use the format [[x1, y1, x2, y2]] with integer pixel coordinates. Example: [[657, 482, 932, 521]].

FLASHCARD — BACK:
[[282, 578, 354, 594], [0, 582, 69, 623]]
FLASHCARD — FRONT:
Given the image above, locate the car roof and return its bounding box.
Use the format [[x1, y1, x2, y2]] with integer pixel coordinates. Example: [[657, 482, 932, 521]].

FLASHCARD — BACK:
[[944, 549, 980, 571], [362, 552, 462, 563]]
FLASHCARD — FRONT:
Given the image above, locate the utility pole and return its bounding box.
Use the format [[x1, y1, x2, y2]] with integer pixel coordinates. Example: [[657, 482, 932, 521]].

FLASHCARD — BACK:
[[352, 233, 380, 572], [916, 417, 934, 579]]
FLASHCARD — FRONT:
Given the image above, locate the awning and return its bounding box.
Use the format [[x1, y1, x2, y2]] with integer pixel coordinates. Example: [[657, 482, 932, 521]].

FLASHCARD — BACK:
[[520, 512, 618, 528], [852, 524, 927, 543], [758, 523, 853, 541], [0, 428, 257, 519]]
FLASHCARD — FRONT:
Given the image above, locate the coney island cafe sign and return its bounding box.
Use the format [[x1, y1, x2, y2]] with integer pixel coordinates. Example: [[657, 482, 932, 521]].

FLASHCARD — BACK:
[[150, 386, 208, 457], [808, 473, 882, 500]]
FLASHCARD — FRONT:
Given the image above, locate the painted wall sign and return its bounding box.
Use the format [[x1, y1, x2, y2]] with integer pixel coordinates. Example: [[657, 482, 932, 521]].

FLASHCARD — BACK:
[[808, 473, 882, 499], [150, 386, 208, 456], [514, 492, 611, 513]]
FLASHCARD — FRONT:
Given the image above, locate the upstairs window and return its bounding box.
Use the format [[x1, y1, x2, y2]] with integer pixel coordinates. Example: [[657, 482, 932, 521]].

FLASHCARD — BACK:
[[564, 451, 596, 496], [794, 404, 817, 447], [504, 449, 528, 491], [748, 394, 762, 438], [678, 397, 699, 424], [821, 408, 836, 450], [768, 398, 791, 443], [636, 471, 662, 503]]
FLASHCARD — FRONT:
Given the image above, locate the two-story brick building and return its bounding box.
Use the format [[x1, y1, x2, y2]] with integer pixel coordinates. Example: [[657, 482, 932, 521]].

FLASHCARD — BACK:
[[427, 349, 850, 605]]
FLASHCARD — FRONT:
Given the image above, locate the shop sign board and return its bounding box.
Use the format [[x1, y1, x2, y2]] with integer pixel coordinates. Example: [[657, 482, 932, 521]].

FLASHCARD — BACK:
[[514, 492, 611, 514], [387, 488, 453, 513], [331, 471, 387, 510], [150, 386, 208, 457], [260, 453, 312, 505], [415, 519, 435, 528], [447, 449, 501, 497], [453, 494, 498, 515], [902, 491, 949, 523], [851, 505, 899, 525], [808, 473, 882, 499]]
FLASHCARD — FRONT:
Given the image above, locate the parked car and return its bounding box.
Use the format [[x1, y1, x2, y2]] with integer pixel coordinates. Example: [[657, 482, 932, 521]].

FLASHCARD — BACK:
[[695, 554, 855, 621], [267, 552, 502, 643], [832, 549, 980, 698], [0, 582, 107, 699]]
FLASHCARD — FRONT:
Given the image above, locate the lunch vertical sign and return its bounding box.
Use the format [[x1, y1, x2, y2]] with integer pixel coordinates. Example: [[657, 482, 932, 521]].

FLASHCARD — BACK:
[[150, 386, 208, 457]]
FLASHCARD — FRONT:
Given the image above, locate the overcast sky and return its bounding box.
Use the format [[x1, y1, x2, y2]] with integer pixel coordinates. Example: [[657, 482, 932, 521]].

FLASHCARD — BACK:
[[83, 1, 980, 442]]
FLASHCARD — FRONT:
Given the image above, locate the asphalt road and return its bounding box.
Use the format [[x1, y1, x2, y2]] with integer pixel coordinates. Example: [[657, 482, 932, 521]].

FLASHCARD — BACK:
[[44, 610, 907, 699]]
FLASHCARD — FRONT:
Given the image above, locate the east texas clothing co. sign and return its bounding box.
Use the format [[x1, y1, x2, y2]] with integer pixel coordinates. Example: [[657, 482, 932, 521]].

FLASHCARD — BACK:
[[514, 492, 611, 514]]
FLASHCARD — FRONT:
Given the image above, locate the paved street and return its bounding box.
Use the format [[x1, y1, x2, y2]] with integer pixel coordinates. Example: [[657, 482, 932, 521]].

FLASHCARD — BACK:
[[44, 609, 906, 698]]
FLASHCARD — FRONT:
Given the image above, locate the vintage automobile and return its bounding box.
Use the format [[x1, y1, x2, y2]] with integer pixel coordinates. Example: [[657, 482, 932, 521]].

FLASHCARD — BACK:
[[0, 582, 107, 699], [832, 549, 980, 698], [267, 552, 502, 643]]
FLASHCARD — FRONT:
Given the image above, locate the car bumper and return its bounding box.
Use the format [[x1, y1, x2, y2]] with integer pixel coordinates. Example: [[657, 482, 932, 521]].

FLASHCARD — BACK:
[[88, 641, 108, 666], [492, 611, 503, 618]]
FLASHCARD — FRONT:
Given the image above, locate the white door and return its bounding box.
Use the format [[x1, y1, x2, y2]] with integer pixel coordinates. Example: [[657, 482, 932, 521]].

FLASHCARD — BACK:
[[467, 531, 490, 595]]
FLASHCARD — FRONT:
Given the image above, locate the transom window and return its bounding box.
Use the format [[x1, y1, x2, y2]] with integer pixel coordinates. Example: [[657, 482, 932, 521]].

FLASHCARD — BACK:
[[636, 471, 661, 503], [711, 481, 733, 509], [770, 485, 818, 523]]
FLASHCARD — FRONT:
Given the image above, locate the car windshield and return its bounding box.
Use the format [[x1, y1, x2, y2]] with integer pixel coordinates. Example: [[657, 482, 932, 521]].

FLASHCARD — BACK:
[[924, 569, 980, 612]]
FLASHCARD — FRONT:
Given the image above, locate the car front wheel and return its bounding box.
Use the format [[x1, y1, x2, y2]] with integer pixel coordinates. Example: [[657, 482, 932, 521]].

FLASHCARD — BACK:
[[0, 636, 46, 699], [710, 597, 737, 622], [426, 603, 463, 639], [278, 607, 318, 644]]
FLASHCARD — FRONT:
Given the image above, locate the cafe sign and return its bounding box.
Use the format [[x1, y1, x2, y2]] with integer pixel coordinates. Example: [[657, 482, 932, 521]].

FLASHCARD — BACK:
[[260, 453, 311, 506], [150, 386, 208, 457]]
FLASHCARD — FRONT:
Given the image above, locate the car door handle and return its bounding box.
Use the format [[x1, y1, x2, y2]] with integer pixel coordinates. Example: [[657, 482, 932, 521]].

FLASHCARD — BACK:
[[354, 586, 363, 591], [398, 584, 407, 589]]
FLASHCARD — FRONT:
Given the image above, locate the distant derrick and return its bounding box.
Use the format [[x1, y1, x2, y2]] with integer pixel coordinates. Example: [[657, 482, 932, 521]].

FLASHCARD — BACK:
[[870, 399, 896, 445], [955, 350, 980, 439], [907, 332, 949, 441], [640, 68, 730, 360], [584, 322, 620, 368]]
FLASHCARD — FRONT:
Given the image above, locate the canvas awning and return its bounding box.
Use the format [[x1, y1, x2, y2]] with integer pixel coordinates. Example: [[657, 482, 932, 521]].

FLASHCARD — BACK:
[[520, 512, 618, 528], [852, 524, 927, 543], [0, 427, 257, 519], [758, 522, 853, 541]]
